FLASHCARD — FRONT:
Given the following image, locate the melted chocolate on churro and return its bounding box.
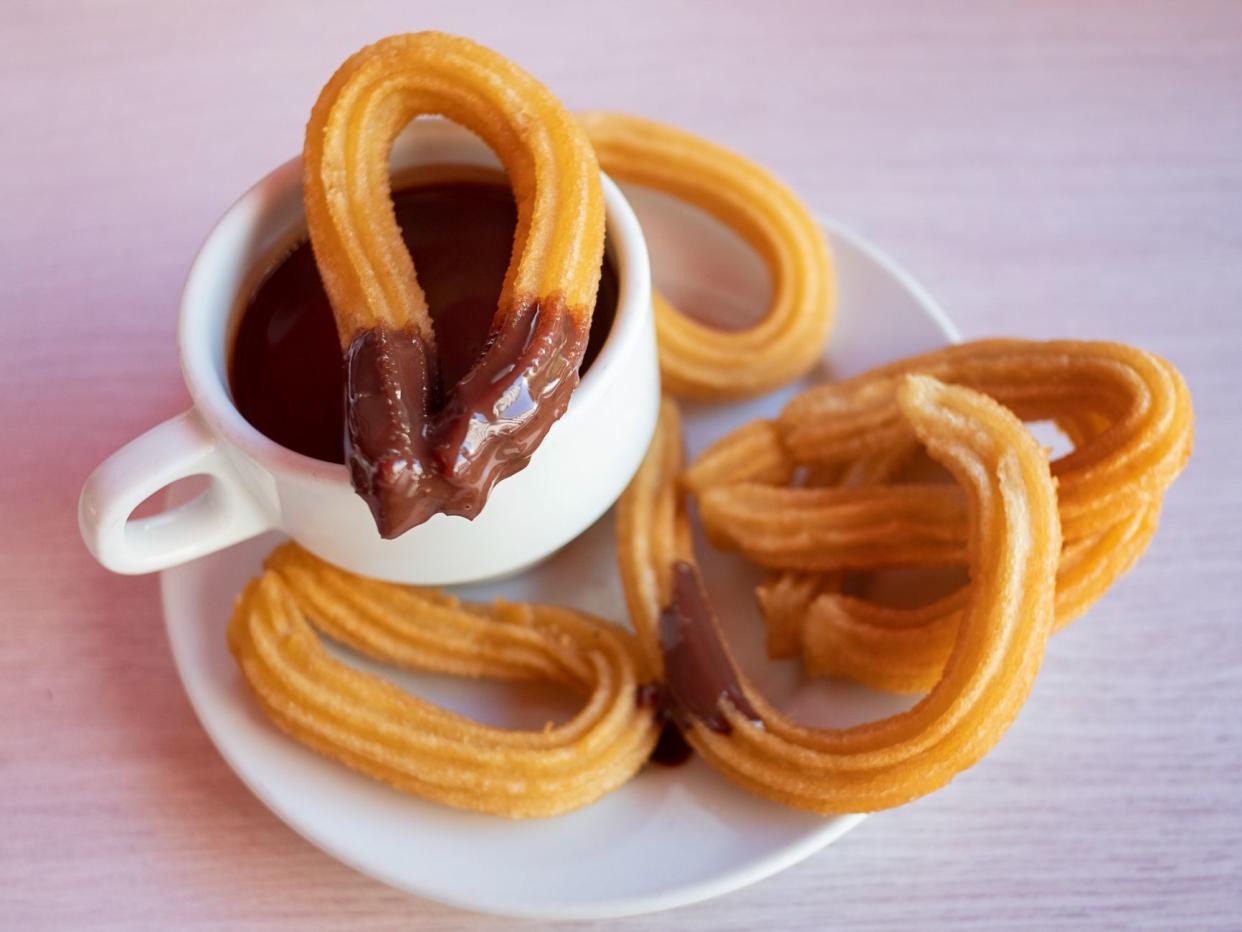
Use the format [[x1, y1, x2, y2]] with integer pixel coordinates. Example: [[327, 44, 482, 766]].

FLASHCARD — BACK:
[[635, 682, 694, 766], [658, 560, 761, 734], [346, 296, 588, 536], [230, 180, 617, 533]]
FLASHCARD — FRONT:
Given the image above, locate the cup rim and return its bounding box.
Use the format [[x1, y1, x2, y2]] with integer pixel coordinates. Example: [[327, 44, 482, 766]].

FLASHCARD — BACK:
[[178, 122, 652, 487]]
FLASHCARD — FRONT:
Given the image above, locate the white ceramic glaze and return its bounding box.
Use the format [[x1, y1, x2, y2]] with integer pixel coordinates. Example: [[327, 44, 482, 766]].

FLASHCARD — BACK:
[[79, 120, 657, 584], [161, 201, 960, 919]]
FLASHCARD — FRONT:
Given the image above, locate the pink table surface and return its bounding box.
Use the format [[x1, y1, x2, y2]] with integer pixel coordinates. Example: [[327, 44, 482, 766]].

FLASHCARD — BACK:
[[3, 1, 1239, 928]]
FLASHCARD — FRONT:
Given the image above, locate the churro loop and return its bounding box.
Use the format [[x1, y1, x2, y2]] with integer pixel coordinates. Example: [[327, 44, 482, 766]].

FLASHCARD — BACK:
[[619, 384, 1060, 813], [694, 340, 1190, 563], [579, 112, 834, 399], [229, 543, 659, 818], [304, 33, 606, 537], [762, 504, 1160, 693], [691, 339, 1191, 694], [777, 339, 1193, 540]]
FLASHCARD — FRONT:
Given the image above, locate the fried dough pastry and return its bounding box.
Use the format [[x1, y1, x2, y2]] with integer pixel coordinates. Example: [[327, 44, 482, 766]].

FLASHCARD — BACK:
[[579, 112, 834, 399], [229, 543, 659, 818], [761, 503, 1160, 693], [777, 339, 1192, 541], [694, 340, 1188, 572], [618, 384, 1061, 812], [304, 33, 605, 537], [699, 483, 968, 571], [691, 340, 1191, 693]]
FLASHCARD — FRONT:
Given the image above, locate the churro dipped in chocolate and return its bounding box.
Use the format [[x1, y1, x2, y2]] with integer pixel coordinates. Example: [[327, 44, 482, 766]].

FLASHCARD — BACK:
[[304, 33, 605, 537], [619, 386, 1061, 813]]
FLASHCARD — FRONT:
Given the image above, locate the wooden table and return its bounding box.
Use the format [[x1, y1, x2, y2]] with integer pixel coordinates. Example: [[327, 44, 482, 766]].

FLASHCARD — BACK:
[[4, 1, 1238, 927]]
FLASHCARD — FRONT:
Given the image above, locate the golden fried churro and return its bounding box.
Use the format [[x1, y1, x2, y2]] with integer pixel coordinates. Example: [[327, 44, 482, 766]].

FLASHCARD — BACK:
[[229, 543, 659, 818], [620, 382, 1060, 812], [777, 340, 1193, 541], [304, 33, 605, 537], [579, 112, 834, 399], [691, 340, 1190, 693], [778, 504, 1159, 693], [695, 340, 1187, 573], [681, 419, 795, 493], [698, 483, 968, 571]]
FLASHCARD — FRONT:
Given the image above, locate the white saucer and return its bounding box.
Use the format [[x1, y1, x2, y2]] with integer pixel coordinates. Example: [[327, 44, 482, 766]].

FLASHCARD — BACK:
[[161, 188, 959, 920]]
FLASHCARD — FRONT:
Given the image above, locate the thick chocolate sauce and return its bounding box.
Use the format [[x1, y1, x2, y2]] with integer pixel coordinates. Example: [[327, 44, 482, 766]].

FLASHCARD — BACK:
[[230, 181, 618, 510], [346, 297, 588, 536], [650, 721, 694, 766], [658, 560, 761, 734], [636, 682, 694, 767], [342, 326, 444, 532]]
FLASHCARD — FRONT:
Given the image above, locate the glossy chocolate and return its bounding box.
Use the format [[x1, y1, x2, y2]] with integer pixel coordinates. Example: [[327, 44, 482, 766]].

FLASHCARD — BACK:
[[649, 723, 694, 766], [230, 181, 618, 529], [344, 327, 447, 534], [635, 682, 694, 766], [658, 560, 761, 734], [347, 296, 588, 537]]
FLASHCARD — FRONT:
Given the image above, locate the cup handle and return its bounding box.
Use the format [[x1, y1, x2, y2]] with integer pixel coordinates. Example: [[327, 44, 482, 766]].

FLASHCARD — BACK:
[[79, 409, 274, 574]]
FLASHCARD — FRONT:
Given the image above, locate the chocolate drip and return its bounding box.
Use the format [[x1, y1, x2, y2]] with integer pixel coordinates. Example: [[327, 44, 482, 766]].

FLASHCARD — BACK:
[[430, 295, 588, 510], [344, 298, 588, 538], [658, 560, 761, 734], [635, 682, 694, 767], [344, 327, 449, 535], [650, 722, 694, 766]]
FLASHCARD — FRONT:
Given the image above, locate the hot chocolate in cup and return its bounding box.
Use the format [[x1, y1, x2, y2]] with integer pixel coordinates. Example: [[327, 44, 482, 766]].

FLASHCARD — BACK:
[[79, 119, 658, 584]]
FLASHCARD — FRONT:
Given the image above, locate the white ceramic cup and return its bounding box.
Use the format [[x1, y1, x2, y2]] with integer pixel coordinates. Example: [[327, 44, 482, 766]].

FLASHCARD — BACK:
[[79, 119, 658, 585]]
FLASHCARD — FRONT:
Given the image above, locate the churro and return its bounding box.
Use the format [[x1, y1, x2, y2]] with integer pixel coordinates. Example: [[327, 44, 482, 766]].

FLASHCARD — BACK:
[[229, 543, 659, 818], [691, 340, 1191, 693], [580, 112, 833, 399], [304, 33, 605, 536], [619, 384, 1060, 812]]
